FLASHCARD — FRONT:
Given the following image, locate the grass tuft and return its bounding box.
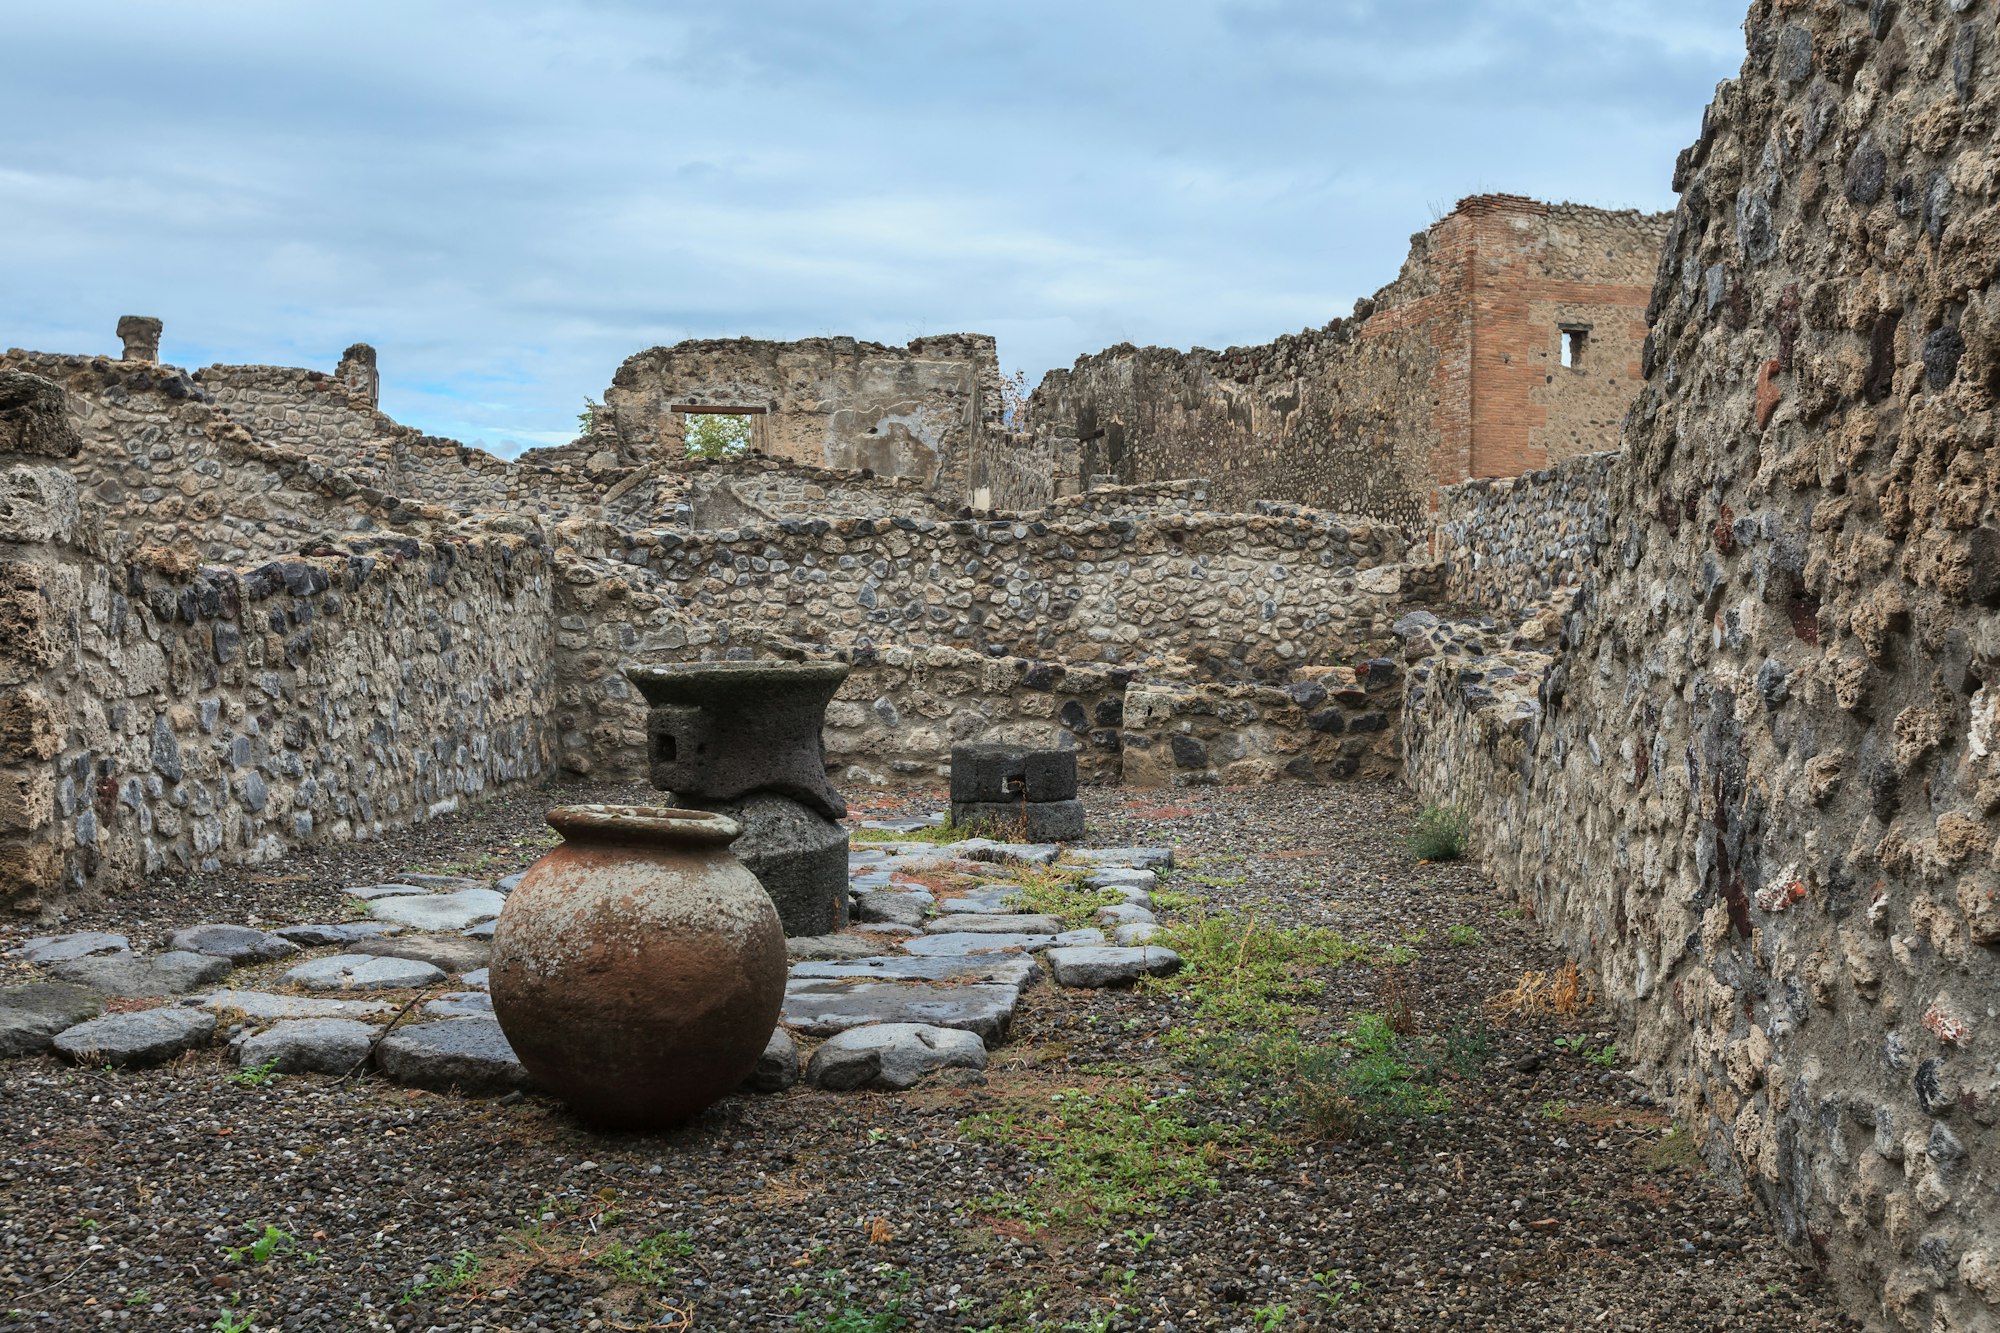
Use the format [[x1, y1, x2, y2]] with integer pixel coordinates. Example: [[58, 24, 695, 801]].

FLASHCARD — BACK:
[[1404, 803, 1470, 862]]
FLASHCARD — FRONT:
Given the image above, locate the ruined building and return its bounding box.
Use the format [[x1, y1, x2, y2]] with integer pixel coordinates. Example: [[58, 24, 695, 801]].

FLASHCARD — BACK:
[[974, 195, 1668, 523], [5, 0, 2000, 1323]]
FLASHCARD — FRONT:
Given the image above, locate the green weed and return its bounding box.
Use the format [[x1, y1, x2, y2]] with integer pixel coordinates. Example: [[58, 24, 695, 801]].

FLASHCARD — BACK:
[[1405, 803, 1469, 861], [221, 1224, 295, 1265], [402, 1250, 481, 1305], [594, 1229, 694, 1287], [1296, 1011, 1452, 1141], [228, 1059, 282, 1089], [1446, 923, 1483, 947], [961, 1086, 1249, 1228]]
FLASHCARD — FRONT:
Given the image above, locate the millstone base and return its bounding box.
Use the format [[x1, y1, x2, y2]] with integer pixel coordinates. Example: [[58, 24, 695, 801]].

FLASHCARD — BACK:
[[678, 793, 850, 936], [949, 799, 1086, 843]]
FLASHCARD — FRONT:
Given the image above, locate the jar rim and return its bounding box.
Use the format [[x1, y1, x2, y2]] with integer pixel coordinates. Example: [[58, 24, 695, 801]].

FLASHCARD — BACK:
[[545, 804, 743, 846]]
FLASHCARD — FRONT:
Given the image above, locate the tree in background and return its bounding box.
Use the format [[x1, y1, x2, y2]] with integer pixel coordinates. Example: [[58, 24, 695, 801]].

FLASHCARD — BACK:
[[578, 398, 601, 434], [684, 413, 752, 460], [999, 368, 1030, 431]]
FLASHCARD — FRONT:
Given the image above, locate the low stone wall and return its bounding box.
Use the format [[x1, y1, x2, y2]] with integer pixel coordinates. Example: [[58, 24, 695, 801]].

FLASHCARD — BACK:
[[1123, 658, 1403, 787], [604, 508, 1407, 676], [1430, 451, 1614, 612], [1, 380, 559, 913], [684, 457, 946, 529]]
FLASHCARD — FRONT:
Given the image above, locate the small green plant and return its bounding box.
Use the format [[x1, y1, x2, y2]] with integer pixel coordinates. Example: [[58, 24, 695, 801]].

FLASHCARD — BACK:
[[1251, 1304, 1289, 1330], [1539, 1098, 1569, 1121], [1446, 923, 1483, 947], [578, 397, 601, 434], [793, 1304, 907, 1332], [228, 1059, 283, 1089], [124, 1291, 151, 1307], [1312, 1271, 1362, 1308], [1297, 1011, 1451, 1141], [1382, 943, 1418, 966], [962, 1086, 1248, 1228], [1009, 865, 1123, 928], [595, 1229, 695, 1287], [221, 1224, 295, 1265], [1588, 1042, 1621, 1068], [402, 1250, 481, 1304], [212, 1312, 255, 1333], [1405, 803, 1469, 862]]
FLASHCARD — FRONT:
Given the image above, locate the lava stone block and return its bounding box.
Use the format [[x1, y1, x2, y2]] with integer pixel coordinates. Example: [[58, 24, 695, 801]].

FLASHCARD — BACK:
[[949, 798, 1085, 843], [949, 744, 1078, 803]]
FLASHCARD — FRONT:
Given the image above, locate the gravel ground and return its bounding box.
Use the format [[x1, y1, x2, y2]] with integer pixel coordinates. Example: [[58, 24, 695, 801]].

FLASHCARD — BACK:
[[0, 781, 1855, 1332]]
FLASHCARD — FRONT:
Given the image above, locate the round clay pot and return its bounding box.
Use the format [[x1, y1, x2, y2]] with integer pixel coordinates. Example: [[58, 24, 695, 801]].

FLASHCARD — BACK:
[[490, 804, 787, 1129]]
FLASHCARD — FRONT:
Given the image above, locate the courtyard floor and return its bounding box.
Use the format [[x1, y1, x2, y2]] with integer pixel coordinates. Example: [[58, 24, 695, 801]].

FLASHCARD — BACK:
[[0, 781, 1853, 1332]]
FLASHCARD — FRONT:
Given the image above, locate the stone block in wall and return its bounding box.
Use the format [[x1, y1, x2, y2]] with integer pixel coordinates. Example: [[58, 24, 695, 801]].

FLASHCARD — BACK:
[[0, 464, 82, 546], [0, 559, 59, 687], [0, 372, 80, 458], [0, 689, 60, 764], [0, 766, 52, 834], [1121, 666, 1401, 788], [0, 837, 61, 904]]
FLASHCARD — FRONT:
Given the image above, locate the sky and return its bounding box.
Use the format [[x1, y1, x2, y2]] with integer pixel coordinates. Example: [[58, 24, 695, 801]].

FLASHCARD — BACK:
[[0, 1, 1750, 457]]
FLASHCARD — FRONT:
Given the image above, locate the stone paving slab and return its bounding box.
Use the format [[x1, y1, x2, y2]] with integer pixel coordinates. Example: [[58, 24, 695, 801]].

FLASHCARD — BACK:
[[15, 933, 130, 966], [782, 979, 1020, 1044], [230, 1018, 375, 1075], [189, 990, 396, 1022], [853, 889, 933, 927], [346, 884, 432, 901], [1093, 904, 1158, 928], [744, 1029, 799, 1093], [281, 955, 447, 992], [0, 982, 105, 1058], [51, 951, 232, 998], [935, 887, 1023, 914], [787, 934, 889, 962], [350, 933, 489, 976], [1112, 922, 1164, 947], [805, 1023, 986, 1091], [923, 913, 1066, 935], [1045, 946, 1183, 988], [53, 1008, 216, 1068], [422, 992, 495, 1019], [165, 924, 301, 964], [1066, 846, 1175, 870], [789, 954, 1040, 987], [367, 888, 506, 931], [274, 922, 405, 947], [899, 931, 1055, 956], [375, 1017, 531, 1094]]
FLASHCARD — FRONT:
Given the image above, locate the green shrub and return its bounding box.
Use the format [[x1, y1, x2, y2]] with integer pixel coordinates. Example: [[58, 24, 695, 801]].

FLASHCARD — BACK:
[[1405, 804, 1469, 862]]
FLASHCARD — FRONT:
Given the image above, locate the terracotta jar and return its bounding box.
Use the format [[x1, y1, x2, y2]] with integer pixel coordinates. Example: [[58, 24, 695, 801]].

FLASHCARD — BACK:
[[490, 804, 786, 1129]]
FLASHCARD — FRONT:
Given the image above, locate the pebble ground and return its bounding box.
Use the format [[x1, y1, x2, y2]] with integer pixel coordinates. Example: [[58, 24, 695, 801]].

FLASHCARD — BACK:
[[0, 781, 1856, 1332]]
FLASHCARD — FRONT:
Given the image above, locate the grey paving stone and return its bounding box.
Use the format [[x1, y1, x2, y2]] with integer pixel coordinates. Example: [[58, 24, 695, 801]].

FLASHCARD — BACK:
[[351, 933, 489, 976], [924, 913, 1066, 935], [1068, 846, 1175, 871], [1093, 904, 1158, 928], [786, 934, 889, 962], [0, 982, 105, 1058], [280, 955, 446, 992], [273, 922, 405, 947], [805, 1023, 988, 1091], [900, 932, 1055, 956], [395, 874, 488, 892], [946, 839, 1061, 866], [935, 886, 1023, 914], [783, 979, 1020, 1044], [53, 1008, 216, 1068], [421, 992, 494, 1019], [375, 1017, 531, 1094], [51, 951, 232, 998], [15, 933, 129, 966], [230, 1018, 376, 1075], [165, 924, 301, 965], [189, 990, 395, 1021], [744, 1028, 799, 1093], [1112, 923, 1164, 947], [853, 889, 933, 928], [789, 954, 1040, 987], [1085, 868, 1159, 891], [461, 921, 497, 940], [346, 884, 432, 901], [461, 969, 490, 990], [1045, 946, 1183, 988], [494, 873, 526, 895], [367, 888, 506, 931], [858, 817, 939, 834]]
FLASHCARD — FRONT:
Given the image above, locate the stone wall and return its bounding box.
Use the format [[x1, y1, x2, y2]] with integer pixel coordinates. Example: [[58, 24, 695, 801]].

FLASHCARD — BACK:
[[1430, 451, 1615, 612], [683, 456, 949, 529], [0, 370, 559, 912], [1406, 3, 2000, 1326], [1018, 197, 1666, 524], [600, 508, 1407, 677], [1122, 658, 1404, 787], [600, 335, 1007, 502]]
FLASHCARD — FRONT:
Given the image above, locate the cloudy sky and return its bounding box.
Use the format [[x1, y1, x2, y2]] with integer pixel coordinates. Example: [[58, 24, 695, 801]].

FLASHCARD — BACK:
[[2, 1, 1748, 456]]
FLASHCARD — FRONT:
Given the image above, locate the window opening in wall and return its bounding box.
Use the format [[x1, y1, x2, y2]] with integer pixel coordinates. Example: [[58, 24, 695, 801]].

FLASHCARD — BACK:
[[1558, 325, 1590, 370], [672, 404, 764, 460]]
